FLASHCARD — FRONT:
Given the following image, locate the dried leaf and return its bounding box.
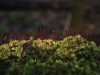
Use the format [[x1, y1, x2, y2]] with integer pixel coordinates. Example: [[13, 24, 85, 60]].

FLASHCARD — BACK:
[[21, 39, 34, 55]]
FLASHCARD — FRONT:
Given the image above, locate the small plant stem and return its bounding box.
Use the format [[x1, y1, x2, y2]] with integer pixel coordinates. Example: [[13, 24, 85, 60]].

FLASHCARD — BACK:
[[23, 31, 26, 40], [4, 36, 6, 44], [13, 33, 16, 40], [7, 62, 11, 68], [28, 32, 30, 39], [86, 33, 88, 40], [0, 38, 2, 45], [89, 32, 92, 41], [6, 37, 9, 44], [22, 31, 24, 40], [70, 28, 72, 36], [58, 31, 60, 41], [84, 30, 87, 40], [75, 26, 77, 35], [18, 32, 21, 41]]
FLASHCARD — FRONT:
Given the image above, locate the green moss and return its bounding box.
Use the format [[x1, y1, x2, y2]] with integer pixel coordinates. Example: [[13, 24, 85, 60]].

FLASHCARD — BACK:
[[0, 35, 100, 75]]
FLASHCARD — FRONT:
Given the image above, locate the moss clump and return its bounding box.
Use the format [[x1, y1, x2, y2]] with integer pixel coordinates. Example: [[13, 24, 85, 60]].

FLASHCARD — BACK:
[[0, 34, 100, 75]]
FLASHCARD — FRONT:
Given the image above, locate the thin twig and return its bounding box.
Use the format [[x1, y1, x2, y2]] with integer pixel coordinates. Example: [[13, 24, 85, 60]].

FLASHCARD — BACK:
[[46, 68, 57, 74]]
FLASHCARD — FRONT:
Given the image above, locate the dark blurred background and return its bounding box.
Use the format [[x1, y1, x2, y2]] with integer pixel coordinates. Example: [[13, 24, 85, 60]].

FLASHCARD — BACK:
[[0, 0, 100, 46]]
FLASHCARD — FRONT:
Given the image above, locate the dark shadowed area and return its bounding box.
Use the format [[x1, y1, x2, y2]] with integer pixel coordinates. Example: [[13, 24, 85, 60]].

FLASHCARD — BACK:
[[0, 0, 100, 46]]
